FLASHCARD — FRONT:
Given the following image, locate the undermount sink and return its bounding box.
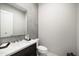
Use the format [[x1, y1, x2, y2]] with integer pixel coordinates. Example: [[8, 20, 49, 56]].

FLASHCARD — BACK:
[[0, 42, 10, 49]]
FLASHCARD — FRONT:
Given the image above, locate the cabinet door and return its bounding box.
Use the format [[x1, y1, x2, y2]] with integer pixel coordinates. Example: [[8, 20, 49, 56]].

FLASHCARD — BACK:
[[11, 43, 37, 56], [0, 10, 13, 37]]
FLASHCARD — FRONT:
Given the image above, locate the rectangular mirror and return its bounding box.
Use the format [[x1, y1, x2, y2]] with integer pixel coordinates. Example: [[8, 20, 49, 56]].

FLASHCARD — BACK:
[[0, 10, 13, 37], [0, 3, 27, 37]]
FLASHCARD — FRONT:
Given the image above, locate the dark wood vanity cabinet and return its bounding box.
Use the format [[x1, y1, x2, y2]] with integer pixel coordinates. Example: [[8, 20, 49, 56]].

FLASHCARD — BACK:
[[11, 43, 37, 56]]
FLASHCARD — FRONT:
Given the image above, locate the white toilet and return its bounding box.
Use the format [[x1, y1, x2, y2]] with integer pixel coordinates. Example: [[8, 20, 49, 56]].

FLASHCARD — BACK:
[[36, 38, 57, 56], [37, 45, 57, 56]]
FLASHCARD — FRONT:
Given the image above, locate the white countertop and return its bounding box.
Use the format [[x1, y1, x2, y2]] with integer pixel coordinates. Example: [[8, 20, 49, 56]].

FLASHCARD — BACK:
[[0, 39, 38, 56]]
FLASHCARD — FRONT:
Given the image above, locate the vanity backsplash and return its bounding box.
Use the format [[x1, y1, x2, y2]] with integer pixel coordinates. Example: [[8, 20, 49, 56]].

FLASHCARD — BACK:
[[0, 35, 25, 44]]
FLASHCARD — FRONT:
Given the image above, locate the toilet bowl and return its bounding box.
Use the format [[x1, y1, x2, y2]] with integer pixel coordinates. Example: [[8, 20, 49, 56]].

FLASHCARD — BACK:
[[37, 45, 57, 56], [37, 45, 48, 56]]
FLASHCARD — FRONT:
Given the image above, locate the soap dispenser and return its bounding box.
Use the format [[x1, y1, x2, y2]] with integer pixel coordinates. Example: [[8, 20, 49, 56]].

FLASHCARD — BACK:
[[25, 34, 31, 41]]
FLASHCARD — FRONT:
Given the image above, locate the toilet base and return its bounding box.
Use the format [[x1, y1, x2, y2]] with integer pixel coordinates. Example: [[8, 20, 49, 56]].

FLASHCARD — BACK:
[[46, 52, 57, 56], [37, 51, 57, 56]]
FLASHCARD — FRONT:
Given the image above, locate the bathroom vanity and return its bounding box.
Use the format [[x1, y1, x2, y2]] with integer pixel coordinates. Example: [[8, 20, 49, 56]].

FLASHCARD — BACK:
[[0, 39, 38, 56]]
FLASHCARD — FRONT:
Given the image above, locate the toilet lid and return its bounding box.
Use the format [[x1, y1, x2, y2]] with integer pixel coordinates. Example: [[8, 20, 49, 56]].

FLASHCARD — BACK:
[[37, 46, 48, 51]]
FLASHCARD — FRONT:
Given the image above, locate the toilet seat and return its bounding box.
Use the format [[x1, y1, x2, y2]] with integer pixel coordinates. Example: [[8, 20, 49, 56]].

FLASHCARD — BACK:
[[37, 46, 48, 51]]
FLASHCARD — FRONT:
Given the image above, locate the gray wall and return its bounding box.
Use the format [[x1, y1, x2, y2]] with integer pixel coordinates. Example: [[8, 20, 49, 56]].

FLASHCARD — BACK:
[[38, 3, 77, 56], [77, 4, 79, 56]]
